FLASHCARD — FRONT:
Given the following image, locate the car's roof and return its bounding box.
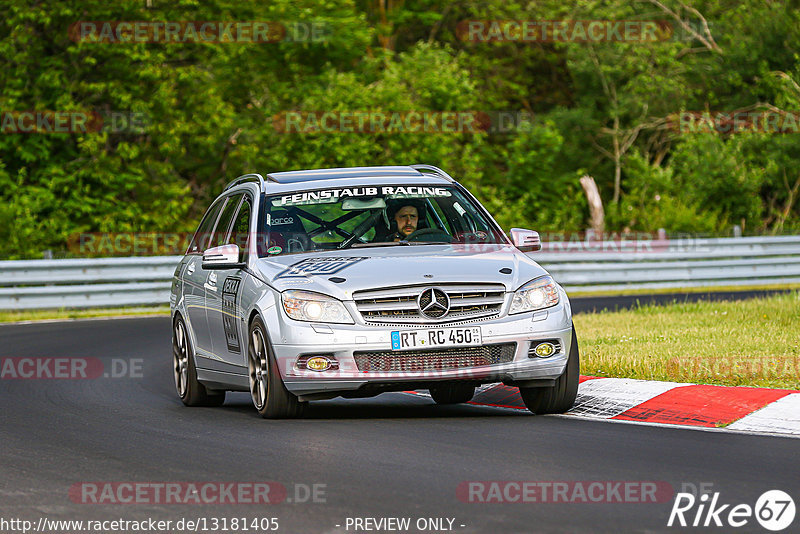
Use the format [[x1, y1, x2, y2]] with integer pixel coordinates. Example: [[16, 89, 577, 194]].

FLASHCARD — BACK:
[[222, 165, 455, 197], [268, 165, 423, 183]]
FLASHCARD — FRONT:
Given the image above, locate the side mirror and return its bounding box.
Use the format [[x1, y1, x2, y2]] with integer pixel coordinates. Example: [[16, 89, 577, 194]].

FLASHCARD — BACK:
[[202, 244, 244, 270], [510, 228, 541, 252]]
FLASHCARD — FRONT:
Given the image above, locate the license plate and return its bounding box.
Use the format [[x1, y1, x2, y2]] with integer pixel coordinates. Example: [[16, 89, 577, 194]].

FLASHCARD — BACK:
[[390, 327, 482, 351]]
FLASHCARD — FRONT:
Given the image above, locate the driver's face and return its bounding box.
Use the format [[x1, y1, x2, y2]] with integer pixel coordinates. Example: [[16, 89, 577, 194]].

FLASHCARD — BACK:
[[394, 206, 419, 238]]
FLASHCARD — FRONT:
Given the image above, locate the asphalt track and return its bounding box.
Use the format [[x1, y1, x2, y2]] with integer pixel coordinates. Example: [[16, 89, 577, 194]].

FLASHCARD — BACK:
[[569, 287, 797, 313], [1, 316, 798, 534]]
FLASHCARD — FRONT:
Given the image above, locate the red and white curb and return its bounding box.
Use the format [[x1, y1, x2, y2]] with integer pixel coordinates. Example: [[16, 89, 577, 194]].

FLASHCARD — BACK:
[[410, 377, 800, 437]]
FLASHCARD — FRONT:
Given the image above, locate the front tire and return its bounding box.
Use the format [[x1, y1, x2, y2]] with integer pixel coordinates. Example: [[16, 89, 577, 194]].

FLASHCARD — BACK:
[[173, 315, 226, 407], [429, 384, 476, 405], [248, 317, 307, 419], [520, 326, 580, 415]]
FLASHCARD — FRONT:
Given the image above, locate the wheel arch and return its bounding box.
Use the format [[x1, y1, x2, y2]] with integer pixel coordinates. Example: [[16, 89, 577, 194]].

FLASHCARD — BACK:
[[247, 308, 261, 330], [243, 286, 282, 347], [171, 310, 202, 371]]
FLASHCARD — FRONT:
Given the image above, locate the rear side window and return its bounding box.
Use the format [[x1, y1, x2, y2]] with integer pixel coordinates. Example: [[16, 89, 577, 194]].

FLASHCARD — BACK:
[[187, 199, 224, 254]]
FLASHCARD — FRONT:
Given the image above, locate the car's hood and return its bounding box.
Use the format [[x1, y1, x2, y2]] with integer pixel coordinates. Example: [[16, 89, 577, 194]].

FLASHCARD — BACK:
[[254, 244, 548, 300]]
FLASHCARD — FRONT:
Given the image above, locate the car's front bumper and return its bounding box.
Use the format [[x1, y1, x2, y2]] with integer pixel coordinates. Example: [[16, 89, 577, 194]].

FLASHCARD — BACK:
[[273, 300, 574, 398]]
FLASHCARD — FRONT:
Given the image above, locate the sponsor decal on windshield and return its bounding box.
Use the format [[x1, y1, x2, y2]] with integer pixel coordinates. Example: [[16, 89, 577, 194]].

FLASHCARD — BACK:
[[267, 213, 295, 225], [273, 186, 451, 206]]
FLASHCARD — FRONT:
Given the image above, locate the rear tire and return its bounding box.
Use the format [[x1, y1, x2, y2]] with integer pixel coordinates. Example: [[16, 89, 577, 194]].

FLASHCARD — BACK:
[[429, 384, 476, 405], [520, 326, 580, 415], [248, 317, 307, 419], [173, 315, 226, 407]]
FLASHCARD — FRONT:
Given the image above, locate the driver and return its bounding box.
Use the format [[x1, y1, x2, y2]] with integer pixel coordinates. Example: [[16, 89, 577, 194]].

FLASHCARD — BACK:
[[393, 204, 419, 240], [387, 203, 419, 241]]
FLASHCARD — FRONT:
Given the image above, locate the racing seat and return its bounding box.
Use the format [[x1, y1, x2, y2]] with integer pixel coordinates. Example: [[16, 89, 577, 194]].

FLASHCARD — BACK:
[[268, 210, 313, 253]]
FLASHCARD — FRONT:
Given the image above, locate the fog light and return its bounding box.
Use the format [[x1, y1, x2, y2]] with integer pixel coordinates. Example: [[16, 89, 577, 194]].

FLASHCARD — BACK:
[[306, 356, 332, 371], [534, 342, 555, 358]]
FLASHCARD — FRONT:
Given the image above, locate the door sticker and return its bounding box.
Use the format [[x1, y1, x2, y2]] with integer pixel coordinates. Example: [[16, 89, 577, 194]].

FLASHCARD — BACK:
[[222, 277, 242, 353]]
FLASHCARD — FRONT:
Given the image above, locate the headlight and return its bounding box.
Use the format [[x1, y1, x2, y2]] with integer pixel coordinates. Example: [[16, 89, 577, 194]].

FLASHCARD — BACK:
[[509, 275, 559, 314], [282, 290, 354, 324]]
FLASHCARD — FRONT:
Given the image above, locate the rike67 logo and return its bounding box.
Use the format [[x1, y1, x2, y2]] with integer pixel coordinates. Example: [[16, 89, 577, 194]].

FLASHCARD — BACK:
[[668, 490, 795, 531]]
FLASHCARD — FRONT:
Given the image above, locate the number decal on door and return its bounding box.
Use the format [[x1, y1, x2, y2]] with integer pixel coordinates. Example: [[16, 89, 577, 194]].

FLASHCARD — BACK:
[[222, 277, 242, 353]]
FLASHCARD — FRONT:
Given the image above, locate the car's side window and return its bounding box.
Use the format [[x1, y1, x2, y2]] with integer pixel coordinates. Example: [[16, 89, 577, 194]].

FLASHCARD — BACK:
[[210, 194, 243, 248], [187, 199, 225, 254], [228, 196, 251, 251]]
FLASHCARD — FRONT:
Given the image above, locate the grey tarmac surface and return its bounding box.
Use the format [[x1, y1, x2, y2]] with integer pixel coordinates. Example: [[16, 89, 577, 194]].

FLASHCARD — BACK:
[[569, 287, 797, 313], [1, 316, 798, 534]]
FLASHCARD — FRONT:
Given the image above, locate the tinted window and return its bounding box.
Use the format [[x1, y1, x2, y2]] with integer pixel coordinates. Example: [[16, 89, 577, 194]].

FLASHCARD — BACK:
[[187, 200, 224, 254], [210, 194, 243, 248], [228, 197, 251, 250]]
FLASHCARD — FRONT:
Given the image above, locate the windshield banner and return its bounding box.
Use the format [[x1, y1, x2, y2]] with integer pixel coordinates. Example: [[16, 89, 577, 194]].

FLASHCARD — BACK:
[[274, 186, 451, 206]]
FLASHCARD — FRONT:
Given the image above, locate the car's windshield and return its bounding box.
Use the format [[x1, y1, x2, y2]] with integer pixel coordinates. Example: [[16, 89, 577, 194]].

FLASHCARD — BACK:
[[258, 184, 506, 256]]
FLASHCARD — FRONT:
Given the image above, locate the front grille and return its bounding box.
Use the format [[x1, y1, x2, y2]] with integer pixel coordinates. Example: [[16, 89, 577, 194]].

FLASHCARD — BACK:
[[353, 342, 516, 373], [353, 284, 506, 324], [357, 315, 497, 329]]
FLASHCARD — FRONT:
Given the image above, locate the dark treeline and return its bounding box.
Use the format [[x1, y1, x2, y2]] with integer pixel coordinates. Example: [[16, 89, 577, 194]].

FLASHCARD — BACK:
[[2, 0, 800, 258]]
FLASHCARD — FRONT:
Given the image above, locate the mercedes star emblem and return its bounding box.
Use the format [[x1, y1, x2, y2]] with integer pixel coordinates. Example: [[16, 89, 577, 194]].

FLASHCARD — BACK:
[[417, 288, 450, 319]]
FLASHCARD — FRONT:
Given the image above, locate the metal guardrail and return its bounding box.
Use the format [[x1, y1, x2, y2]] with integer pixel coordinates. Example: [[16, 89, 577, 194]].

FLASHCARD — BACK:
[[0, 236, 799, 310], [0, 256, 182, 310], [539, 235, 800, 293]]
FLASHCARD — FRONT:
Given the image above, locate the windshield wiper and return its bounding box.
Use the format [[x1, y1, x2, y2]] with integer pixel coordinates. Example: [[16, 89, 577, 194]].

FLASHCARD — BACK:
[[351, 240, 450, 248], [351, 241, 410, 248]]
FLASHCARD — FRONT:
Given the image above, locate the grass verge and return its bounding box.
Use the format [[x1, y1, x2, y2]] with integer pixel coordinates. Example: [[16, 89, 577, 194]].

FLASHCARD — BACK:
[[0, 306, 170, 323], [567, 283, 800, 298], [573, 291, 800, 390]]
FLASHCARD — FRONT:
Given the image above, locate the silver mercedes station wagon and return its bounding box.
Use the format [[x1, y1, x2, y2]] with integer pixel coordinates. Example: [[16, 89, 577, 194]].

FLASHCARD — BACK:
[[170, 165, 579, 418]]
